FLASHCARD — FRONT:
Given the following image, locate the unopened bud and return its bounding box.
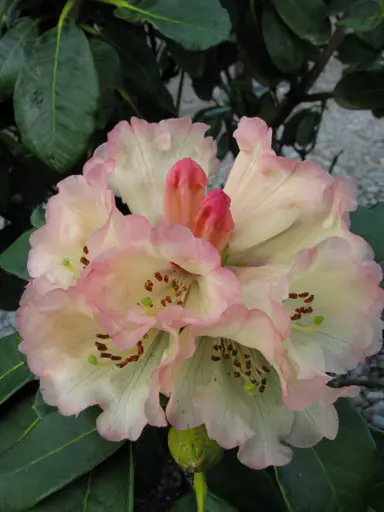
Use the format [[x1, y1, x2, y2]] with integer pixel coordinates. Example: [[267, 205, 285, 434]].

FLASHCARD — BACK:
[[168, 424, 223, 473], [164, 158, 208, 228]]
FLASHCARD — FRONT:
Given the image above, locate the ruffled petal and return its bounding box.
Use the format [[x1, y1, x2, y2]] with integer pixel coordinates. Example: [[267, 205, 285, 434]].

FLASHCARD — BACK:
[[28, 158, 120, 288], [224, 117, 332, 259], [94, 117, 220, 224]]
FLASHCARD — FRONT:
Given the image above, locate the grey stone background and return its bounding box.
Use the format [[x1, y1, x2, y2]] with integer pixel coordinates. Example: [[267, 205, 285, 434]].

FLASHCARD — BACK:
[[1, 57, 383, 425]]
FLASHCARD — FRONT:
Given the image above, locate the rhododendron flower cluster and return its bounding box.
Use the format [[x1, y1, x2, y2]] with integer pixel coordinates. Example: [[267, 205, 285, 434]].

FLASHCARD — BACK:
[[16, 116, 384, 469]]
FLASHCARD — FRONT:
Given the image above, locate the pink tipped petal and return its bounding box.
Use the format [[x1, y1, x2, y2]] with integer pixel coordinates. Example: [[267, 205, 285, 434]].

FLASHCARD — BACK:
[[164, 157, 208, 228], [286, 237, 384, 378], [225, 139, 333, 259], [192, 189, 235, 251], [94, 117, 219, 224]]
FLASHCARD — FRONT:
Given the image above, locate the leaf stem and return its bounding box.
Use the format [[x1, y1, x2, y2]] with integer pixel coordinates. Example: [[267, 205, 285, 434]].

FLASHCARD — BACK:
[[193, 472, 207, 512], [176, 70, 185, 116]]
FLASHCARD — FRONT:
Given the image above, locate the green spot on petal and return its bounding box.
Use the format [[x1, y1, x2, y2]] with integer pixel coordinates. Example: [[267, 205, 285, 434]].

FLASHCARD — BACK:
[[61, 258, 70, 266], [88, 354, 97, 365], [140, 297, 153, 307], [314, 316, 324, 325], [244, 380, 256, 396]]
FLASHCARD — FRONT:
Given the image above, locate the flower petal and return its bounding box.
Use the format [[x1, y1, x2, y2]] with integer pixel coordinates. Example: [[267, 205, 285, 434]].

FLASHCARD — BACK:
[[225, 117, 332, 259], [94, 117, 220, 224]]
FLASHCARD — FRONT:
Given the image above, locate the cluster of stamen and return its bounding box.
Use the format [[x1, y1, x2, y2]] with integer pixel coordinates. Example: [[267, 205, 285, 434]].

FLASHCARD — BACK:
[[80, 245, 90, 268], [287, 291, 324, 332], [211, 338, 270, 393], [88, 332, 145, 369], [138, 269, 189, 312]]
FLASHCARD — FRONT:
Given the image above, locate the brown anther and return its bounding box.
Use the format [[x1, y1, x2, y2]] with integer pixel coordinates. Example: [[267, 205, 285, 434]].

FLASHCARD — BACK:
[[110, 355, 122, 361], [171, 280, 178, 290], [304, 294, 314, 303], [161, 299, 167, 307], [291, 313, 301, 321], [261, 365, 270, 373], [154, 272, 163, 281], [232, 349, 238, 356], [137, 342, 144, 355], [288, 293, 298, 299], [303, 307, 313, 314], [245, 360, 251, 370], [100, 352, 112, 359], [223, 354, 231, 359], [233, 360, 241, 368], [227, 344, 233, 352], [83, 245, 89, 255], [80, 256, 90, 267], [165, 295, 172, 303], [234, 372, 241, 378], [244, 353, 250, 359], [177, 300, 183, 305], [117, 359, 129, 368], [298, 292, 309, 298], [144, 283, 153, 292], [96, 333, 110, 339], [95, 342, 108, 351], [261, 378, 267, 385], [164, 275, 169, 283], [211, 355, 221, 362], [245, 370, 252, 377], [130, 354, 139, 362], [213, 345, 220, 351], [259, 386, 265, 393]]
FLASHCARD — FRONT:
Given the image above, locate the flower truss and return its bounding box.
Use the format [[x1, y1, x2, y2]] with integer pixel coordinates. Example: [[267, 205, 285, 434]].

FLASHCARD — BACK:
[[17, 116, 384, 469]]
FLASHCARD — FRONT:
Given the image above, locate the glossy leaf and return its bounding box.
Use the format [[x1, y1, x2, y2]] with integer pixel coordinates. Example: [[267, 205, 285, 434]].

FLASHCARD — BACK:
[[90, 38, 122, 130], [0, 18, 38, 99], [0, 408, 123, 511], [338, 1, 382, 32], [327, 0, 361, 14], [0, 333, 33, 406], [334, 69, 384, 110], [350, 203, 384, 286], [33, 390, 57, 419], [368, 427, 384, 512], [276, 399, 377, 512], [30, 204, 46, 229], [14, 19, 99, 172], [167, 41, 205, 78], [114, 0, 231, 51], [337, 34, 378, 65], [207, 450, 287, 512], [172, 490, 237, 511], [0, 228, 34, 280], [271, 0, 331, 44], [0, 394, 38, 455], [262, 4, 304, 74], [29, 444, 132, 511]]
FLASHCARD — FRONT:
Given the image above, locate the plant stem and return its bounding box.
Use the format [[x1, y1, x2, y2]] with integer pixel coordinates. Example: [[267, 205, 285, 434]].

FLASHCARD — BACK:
[[176, 70, 185, 116], [334, 379, 384, 389], [303, 92, 334, 102], [271, 27, 346, 129], [193, 472, 207, 512]]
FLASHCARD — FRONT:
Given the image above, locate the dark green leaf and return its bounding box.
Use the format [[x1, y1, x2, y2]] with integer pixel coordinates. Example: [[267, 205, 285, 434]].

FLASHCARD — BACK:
[[271, 0, 331, 44], [338, 1, 382, 32], [380, 0, 384, 16], [0, 333, 33, 407], [277, 399, 377, 512], [0, 228, 34, 280], [282, 109, 320, 148], [357, 21, 384, 50], [172, 490, 238, 511], [115, 0, 231, 51], [0, 270, 26, 311], [327, 0, 364, 14], [0, 393, 38, 455], [337, 34, 378, 65], [368, 427, 384, 512], [134, 427, 167, 498], [208, 449, 287, 512], [334, 69, 384, 109], [90, 38, 122, 130], [167, 40, 205, 78], [30, 204, 45, 229], [350, 203, 384, 285], [14, 19, 99, 172], [103, 21, 175, 118], [29, 444, 132, 511], [0, 18, 38, 99], [262, 4, 305, 74], [0, 408, 123, 511], [33, 390, 57, 419]]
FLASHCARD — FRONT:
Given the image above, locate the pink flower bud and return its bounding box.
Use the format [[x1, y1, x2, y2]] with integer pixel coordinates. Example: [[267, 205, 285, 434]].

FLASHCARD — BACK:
[[164, 158, 208, 228], [192, 189, 234, 251]]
